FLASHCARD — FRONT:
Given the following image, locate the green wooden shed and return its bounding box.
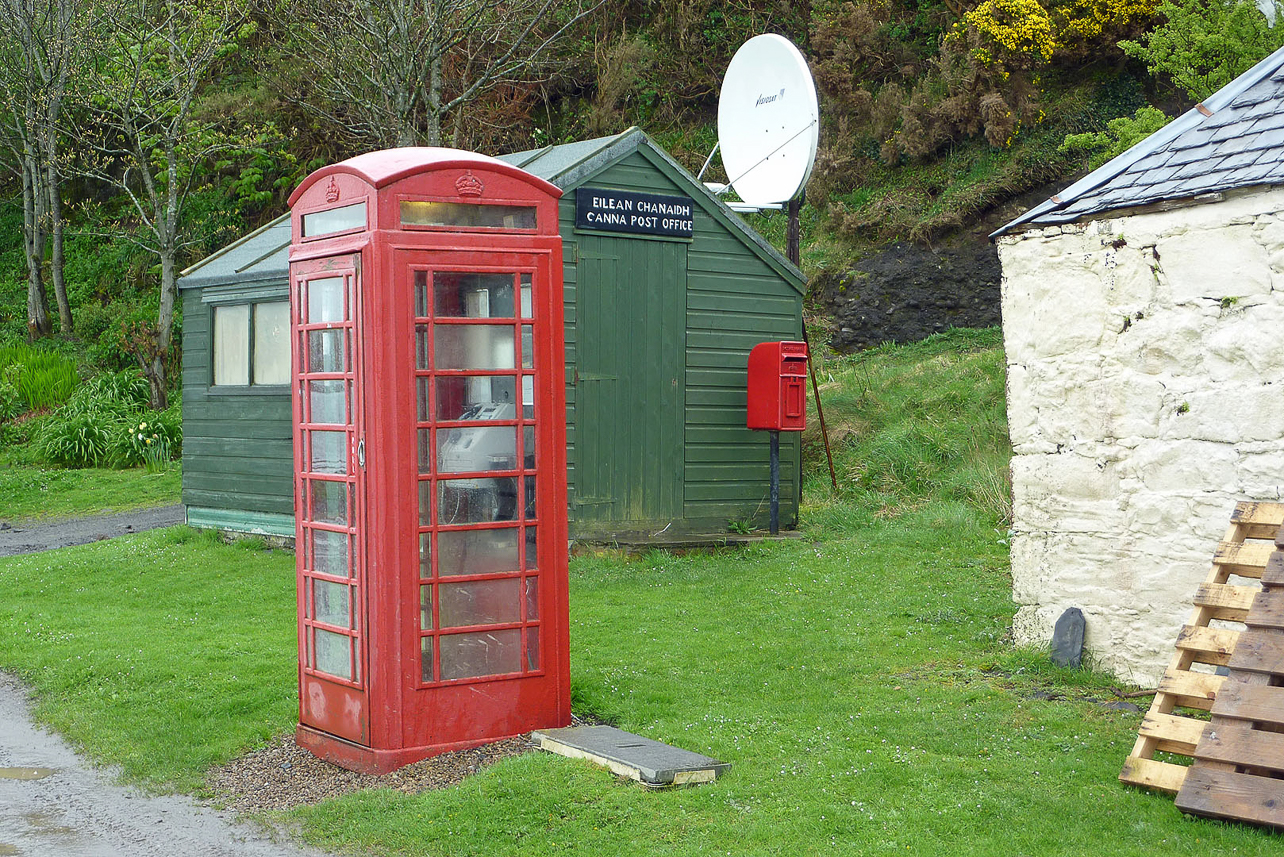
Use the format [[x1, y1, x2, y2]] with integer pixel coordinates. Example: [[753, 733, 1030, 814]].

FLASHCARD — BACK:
[[179, 127, 806, 541]]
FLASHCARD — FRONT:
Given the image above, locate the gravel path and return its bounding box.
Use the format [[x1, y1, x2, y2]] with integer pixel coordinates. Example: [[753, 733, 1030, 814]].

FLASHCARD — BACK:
[[0, 504, 185, 557], [0, 672, 329, 857]]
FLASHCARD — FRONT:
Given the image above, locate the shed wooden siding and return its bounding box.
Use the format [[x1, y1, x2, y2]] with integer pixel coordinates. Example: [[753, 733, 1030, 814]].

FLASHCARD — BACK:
[[555, 150, 802, 531], [180, 288, 294, 518]]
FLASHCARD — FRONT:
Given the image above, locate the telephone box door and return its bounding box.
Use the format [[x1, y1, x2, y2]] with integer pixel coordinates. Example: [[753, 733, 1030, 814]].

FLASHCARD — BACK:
[[291, 254, 369, 745], [396, 247, 569, 747]]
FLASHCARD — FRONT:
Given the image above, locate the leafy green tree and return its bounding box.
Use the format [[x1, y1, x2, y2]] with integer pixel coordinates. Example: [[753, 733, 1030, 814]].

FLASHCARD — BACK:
[[0, 0, 84, 339], [1120, 0, 1284, 101], [71, 0, 253, 408]]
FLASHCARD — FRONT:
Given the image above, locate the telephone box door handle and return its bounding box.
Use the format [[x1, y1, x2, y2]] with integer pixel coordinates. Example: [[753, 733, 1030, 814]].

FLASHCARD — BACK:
[[357, 438, 366, 468]]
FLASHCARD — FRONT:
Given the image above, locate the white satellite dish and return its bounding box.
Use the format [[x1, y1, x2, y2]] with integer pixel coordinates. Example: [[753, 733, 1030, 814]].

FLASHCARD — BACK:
[[716, 34, 818, 207]]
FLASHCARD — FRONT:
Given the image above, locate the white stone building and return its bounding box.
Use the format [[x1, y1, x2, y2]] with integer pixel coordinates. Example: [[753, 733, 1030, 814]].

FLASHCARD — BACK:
[[993, 46, 1284, 685]]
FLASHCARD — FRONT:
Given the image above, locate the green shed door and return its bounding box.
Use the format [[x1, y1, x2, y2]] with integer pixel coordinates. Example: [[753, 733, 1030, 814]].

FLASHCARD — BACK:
[[575, 234, 686, 527]]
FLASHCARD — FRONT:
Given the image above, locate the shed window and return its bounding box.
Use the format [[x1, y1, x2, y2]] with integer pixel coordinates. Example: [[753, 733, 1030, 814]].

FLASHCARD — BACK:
[[213, 300, 290, 386]]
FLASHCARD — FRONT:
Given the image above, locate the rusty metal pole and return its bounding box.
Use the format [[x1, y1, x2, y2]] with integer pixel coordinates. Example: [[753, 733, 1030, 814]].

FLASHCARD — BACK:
[[787, 196, 838, 492]]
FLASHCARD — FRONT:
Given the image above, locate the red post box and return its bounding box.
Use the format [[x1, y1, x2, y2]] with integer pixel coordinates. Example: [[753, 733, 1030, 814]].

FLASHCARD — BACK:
[[746, 341, 808, 432], [286, 148, 570, 774]]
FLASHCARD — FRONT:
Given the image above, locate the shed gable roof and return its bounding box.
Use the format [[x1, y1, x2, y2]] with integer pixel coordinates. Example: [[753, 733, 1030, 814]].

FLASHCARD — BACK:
[[498, 128, 805, 292], [995, 44, 1284, 236], [183, 129, 804, 293]]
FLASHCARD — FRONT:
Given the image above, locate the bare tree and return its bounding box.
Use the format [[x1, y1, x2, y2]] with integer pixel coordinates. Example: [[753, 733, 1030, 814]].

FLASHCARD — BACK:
[[280, 0, 602, 150], [72, 0, 248, 408], [0, 0, 82, 338]]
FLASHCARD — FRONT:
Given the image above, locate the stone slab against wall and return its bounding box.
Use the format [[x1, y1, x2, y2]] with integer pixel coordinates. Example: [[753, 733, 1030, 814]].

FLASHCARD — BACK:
[[999, 186, 1284, 685]]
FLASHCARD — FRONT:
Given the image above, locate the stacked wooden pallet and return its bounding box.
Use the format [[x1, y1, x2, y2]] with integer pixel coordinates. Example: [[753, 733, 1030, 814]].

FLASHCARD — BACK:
[[1119, 501, 1284, 793], [1174, 524, 1284, 827]]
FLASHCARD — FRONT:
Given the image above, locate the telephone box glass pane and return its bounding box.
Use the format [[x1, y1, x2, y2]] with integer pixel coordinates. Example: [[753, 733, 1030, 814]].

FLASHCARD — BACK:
[[436, 376, 516, 421], [420, 636, 434, 683], [313, 529, 350, 576], [302, 201, 365, 238], [419, 533, 431, 576], [522, 376, 534, 418], [306, 201, 372, 237], [434, 325, 514, 370], [400, 201, 535, 230], [526, 627, 540, 671], [437, 426, 517, 473], [437, 478, 519, 524], [437, 528, 519, 577], [520, 275, 532, 318], [415, 325, 430, 370], [308, 330, 346, 373], [525, 577, 538, 620], [418, 480, 432, 526], [524, 475, 536, 519], [313, 580, 351, 628], [314, 629, 353, 679], [432, 272, 515, 318], [523, 426, 535, 469], [309, 380, 346, 424], [414, 271, 429, 317], [253, 302, 290, 385], [525, 527, 537, 570], [417, 376, 431, 421], [212, 304, 249, 386], [420, 585, 432, 628], [307, 277, 345, 323], [417, 429, 431, 474], [438, 579, 521, 628], [311, 481, 349, 525], [521, 326, 533, 368], [310, 431, 347, 473], [439, 629, 521, 680]]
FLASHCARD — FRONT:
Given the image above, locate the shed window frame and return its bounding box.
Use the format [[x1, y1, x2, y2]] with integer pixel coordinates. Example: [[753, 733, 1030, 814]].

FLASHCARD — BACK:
[[209, 298, 291, 391], [396, 193, 539, 235]]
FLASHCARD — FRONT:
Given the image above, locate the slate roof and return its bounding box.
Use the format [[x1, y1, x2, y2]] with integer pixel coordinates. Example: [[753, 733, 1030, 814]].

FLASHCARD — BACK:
[[994, 44, 1284, 236], [182, 128, 803, 291], [179, 213, 290, 289]]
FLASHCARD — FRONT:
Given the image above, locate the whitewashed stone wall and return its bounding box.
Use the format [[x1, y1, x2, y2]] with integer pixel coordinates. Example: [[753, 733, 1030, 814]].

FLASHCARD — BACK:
[[998, 186, 1284, 685]]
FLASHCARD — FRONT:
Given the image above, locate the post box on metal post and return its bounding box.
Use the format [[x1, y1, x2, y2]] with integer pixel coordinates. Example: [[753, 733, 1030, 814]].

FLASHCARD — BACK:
[[747, 341, 808, 533]]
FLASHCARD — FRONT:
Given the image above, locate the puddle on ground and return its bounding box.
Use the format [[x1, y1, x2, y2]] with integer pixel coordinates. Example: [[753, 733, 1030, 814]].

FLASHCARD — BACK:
[[0, 767, 54, 781]]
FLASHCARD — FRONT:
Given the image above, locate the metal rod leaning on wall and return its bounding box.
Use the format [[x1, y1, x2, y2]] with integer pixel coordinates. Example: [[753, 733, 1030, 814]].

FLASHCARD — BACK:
[[787, 196, 838, 492]]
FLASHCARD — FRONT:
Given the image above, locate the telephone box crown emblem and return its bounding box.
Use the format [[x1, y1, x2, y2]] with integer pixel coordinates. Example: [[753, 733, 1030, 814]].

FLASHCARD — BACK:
[[455, 170, 484, 197], [325, 177, 341, 203]]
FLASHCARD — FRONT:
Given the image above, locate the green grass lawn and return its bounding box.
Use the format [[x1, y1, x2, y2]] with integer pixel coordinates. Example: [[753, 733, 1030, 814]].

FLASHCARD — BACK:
[[0, 460, 181, 521], [0, 330, 1275, 855]]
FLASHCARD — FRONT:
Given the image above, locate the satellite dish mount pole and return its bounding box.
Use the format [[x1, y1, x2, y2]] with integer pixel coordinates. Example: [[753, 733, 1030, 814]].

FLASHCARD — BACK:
[[786, 193, 838, 493]]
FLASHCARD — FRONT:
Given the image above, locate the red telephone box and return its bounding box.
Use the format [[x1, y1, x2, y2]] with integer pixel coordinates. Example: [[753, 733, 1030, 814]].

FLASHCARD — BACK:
[[286, 149, 569, 774]]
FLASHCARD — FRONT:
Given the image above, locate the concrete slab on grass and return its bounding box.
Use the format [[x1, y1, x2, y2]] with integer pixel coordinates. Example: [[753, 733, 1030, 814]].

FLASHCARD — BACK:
[[532, 726, 729, 786]]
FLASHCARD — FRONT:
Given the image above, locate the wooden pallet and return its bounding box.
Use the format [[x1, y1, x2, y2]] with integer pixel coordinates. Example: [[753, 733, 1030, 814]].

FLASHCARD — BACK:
[[1174, 527, 1284, 827], [1119, 501, 1284, 793]]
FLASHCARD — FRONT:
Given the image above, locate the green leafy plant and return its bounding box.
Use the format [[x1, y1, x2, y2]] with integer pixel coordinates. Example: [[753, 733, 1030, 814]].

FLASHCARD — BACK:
[[116, 406, 182, 469], [0, 344, 80, 413], [727, 519, 754, 535], [1120, 0, 1284, 100], [36, 409, 117, 467], [1059, 105, 1171, 169]]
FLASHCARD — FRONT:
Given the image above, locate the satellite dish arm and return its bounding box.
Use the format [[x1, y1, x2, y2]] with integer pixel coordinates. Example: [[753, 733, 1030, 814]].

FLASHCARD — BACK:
[[696, 142, 721, 182]]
